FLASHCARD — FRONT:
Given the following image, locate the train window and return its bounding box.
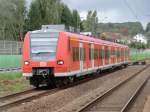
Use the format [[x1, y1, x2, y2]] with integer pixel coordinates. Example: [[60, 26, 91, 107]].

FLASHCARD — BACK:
[[83, 48, 86, 61], [80, 48, 82, 61], [120, 50, 122, 56], [117, 50, 120, 57], [76, 48, 79, 61], [73, 48, 75, 61], [121, 50, 123, 56], [99, 49, 104, 59], [124, 50, 125, 57], [92, 48, 94, 60], [102, 49, 105, 59], [106, 49, 110, 59], [94, 49, 98, 59], [115, 50, 117, 56], [111, 50, 114, 56], [72, 47, 79, 61], [79, 48, 86, 61], [125, 50, 128, 57], [89, 48, 91, 60], [73, 47, 76, 61]]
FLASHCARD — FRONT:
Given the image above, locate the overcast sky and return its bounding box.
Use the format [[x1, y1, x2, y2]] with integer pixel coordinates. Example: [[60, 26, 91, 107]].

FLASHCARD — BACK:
[[27, 0, 150, 28]]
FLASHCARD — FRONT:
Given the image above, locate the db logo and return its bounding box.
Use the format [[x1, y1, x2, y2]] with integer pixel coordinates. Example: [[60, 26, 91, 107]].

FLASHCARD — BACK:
[[40, 62, 47, 66]]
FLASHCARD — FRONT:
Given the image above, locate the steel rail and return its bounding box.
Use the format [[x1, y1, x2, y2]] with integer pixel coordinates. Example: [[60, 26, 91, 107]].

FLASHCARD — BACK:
[[121, 75, 150, 112], [0, 88, 59, 111], [77, 65, 150, 112], [0, 88, 36, 101]]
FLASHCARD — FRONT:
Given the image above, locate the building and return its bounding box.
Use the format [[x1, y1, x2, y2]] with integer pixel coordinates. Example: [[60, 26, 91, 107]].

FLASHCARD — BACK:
[[100, 32, 130, 44], [133, 34, 147, 44], [80, 32, 92, 36]]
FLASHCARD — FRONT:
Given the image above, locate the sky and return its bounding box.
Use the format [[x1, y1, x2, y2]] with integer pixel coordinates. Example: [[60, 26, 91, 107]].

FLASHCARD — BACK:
[[26, 0, 150, 29]]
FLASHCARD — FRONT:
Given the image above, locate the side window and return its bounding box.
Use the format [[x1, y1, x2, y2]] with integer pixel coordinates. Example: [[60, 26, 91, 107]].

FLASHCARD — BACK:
[[83, 48, 86, 61], [73, 47, 76, 61], [89, 48, 91, 60], [126, 49, 128, 57], [80, 48, 82, 61], [111, 50, 113, 56], [99, 49, 102, 59], [99, 49, 104, 59], [117, 49, 120, 57], [72, 47, 79, 61], [106, 49, 110, 59], [94, 49, 98, 59], [92, 48, 94, 60], [115, 49, 117, 57], [121, 50, 123, 57], [79, 48, 86, 61], [76, 48, 79, 61]]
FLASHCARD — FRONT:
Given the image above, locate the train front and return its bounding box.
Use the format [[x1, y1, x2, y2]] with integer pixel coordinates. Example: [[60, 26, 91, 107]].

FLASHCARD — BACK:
[[22, 29, 61, 87]]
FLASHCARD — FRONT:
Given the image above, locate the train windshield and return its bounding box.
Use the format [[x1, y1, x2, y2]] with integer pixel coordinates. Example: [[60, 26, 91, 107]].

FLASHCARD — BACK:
[[30, 31, 59, 61]]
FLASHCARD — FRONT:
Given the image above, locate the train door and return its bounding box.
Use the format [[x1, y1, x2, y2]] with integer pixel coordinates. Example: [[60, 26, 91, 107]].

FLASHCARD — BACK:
[[79, 43, 83, 72], [102, 46, 105, 66], [124, 48, 126, 62], [109, 46, 111, 64], [115, 47, 117, 63], [91, 44, 94, 69]]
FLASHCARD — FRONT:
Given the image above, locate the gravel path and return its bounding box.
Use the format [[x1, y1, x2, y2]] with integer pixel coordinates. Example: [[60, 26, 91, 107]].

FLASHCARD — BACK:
[[5, 65, 145, 112]]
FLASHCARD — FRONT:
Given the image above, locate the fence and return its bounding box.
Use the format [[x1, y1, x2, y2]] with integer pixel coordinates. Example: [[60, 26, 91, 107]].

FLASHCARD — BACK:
[[0, 40, 23, 55], [0, 55, 22, 68], [130, 49, 150, 61], [0, 40, 23, 68]]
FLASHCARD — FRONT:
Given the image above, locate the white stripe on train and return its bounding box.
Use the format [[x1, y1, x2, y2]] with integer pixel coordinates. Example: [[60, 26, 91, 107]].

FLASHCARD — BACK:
[[23, 61, 129, 77]]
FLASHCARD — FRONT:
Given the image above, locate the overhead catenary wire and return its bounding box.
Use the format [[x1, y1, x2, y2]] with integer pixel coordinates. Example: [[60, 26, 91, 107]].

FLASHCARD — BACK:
[[123, 0, 140, 21], [130, 0, 150, 19]]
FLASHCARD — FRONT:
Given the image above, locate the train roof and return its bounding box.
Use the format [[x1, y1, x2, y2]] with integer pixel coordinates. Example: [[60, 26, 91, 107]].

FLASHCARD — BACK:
[[29, 29, 128, 48], [65, 32, 128, 48]]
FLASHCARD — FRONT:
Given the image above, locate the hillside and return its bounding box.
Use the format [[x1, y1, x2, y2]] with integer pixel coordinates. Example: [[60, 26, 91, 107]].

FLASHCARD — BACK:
[[97, 22, 144, 38]]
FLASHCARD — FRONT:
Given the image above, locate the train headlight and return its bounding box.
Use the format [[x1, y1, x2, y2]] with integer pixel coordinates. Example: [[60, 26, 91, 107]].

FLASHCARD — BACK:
[[57, 60, 64, 65], [24, 61, 29, 65]]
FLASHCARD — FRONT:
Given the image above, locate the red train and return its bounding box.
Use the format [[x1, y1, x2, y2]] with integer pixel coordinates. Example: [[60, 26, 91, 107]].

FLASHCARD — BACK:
[[22, 28, 129, 87]]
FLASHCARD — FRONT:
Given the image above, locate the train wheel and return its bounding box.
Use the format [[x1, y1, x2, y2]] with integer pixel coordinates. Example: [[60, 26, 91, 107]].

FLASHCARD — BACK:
[[63, 78, 69, 85], [46, 76, 56, 88], [29, 77, 40, 88], [55, 78, 64, 88], [68, 76, 74, 83], [34, 82, 39, 88]]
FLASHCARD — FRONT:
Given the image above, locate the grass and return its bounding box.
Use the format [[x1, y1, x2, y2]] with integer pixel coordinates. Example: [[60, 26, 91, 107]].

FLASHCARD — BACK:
[[0, 72, 22, 80], [0, 72, 30, 96], [130, 53, 150, 62]]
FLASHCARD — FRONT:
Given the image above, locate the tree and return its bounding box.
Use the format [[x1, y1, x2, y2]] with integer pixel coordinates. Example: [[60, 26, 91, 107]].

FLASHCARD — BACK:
[[0, 0, 26, 40], [60, 4, 73, 28], [0, 0, 81, 40], [72, 10, 81, 31], [82, 10, 98, 36], [145, 23, 150, 33], [27, 0, 63, 31], [145, 22, 150, 39]]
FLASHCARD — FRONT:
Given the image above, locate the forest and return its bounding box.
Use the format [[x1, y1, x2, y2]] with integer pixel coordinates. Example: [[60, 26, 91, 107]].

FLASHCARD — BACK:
[[0, 0, 149, 42]]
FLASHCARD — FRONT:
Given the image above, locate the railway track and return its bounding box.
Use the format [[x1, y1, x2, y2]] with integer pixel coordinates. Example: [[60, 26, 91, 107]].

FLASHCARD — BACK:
[[0, 88, 59, 111], [1, 64, 148, 111], [77, 65, 150, 112], [0, 66, 125, 111]]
